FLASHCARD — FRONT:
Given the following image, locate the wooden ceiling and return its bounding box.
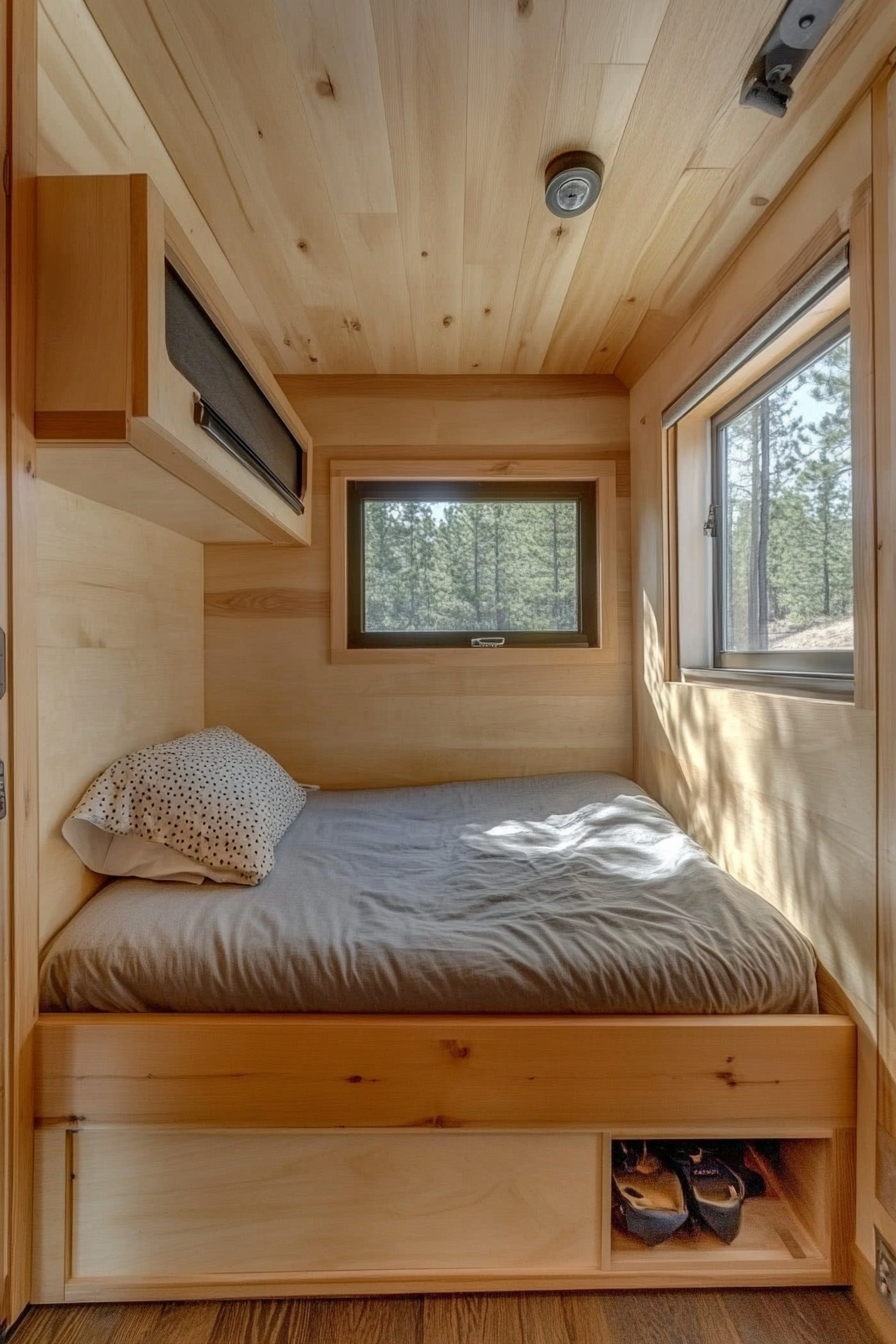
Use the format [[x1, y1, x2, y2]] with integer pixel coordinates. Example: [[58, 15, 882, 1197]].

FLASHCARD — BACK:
[[41, 0, 890, 381]]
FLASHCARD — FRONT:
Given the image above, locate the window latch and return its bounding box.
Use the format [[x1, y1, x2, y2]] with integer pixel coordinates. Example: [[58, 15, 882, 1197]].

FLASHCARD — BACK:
[[471, 637, 505, 648], [703, 503, 718, 538]]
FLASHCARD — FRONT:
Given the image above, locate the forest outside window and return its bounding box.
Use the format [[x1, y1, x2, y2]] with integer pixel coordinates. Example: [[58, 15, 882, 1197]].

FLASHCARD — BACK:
[[345, 480, 598, 649], [711, 314, 852, 682]]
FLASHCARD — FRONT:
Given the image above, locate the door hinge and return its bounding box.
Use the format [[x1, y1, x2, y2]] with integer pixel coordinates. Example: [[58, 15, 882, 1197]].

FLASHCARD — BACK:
[[703, 503, 718, 538], [0, 763, 7, 822]]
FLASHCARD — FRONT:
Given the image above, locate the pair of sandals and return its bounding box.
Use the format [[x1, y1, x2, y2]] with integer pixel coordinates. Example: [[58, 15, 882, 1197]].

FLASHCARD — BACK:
[[612, 1140, 765, 1247]]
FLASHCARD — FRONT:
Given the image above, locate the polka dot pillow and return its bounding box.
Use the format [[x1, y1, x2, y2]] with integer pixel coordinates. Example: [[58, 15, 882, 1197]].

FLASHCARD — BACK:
[[62, 726, 308, 886]]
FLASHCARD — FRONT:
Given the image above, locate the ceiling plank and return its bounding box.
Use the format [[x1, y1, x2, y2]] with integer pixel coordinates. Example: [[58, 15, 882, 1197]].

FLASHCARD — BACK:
[[589, 166, 729, 374], [541, 0, 784, 375], [460, 0, 566, 374], [271, 0, 397, 216], [335, 214, 418, 374], [370, 0, 468, 374]]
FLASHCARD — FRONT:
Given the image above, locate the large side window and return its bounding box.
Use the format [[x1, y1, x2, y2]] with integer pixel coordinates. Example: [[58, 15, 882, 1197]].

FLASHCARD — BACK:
[[711, 316, 852, 681]]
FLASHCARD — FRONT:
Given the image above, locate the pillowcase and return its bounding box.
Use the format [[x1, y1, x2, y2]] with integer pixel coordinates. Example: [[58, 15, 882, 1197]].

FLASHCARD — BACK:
[[62, 726, 308, 885]]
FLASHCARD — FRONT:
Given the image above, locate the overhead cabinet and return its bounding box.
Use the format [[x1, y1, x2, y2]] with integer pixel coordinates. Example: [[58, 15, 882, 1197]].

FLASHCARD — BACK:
[[35, 174, 312, 546]]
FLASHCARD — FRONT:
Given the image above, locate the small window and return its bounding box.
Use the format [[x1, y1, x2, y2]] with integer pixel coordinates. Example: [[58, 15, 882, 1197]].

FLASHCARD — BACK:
[[346, 480, 598, 648], [710, 314, 853, 681]]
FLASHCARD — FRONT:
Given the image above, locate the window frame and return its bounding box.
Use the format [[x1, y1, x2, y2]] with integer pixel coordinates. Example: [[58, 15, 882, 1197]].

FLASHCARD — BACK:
[[709, 312, 853, 682], [330, 459, 618, 666], [345, 478, 598, 650]]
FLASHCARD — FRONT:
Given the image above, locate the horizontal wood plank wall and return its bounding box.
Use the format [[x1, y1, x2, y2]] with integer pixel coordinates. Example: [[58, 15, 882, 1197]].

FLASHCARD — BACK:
[[205, 376, 631, 788], [629, 100, 877, 1261], [37, 481, 205, 947]]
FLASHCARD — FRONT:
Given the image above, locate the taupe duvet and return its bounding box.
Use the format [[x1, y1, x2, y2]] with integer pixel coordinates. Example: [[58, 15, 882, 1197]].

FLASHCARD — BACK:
[[40, 772, 818, 1014]]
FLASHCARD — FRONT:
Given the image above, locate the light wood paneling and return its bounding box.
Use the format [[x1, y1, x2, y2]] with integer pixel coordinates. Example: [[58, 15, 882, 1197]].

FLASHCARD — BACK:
[[207, 378, 631, 788], [69, 1128, 598, 1279], [616, 0, 896, 386], [31, 1129, 66, 1304], [0, 2, 11, 1317], [629, 100, 877, 1262], [543, 0, 784, 375], [282, 375, 630, 448], [34, 1013, 856, 1131], [37, 482, 204, 947], [874, 65, 896, 1230], [36, 0, 285, 373], [37, 447, 264, 545], [8, 0, 39, 1321], [36, 174, 129, 413], [35, 0, 891, 378]]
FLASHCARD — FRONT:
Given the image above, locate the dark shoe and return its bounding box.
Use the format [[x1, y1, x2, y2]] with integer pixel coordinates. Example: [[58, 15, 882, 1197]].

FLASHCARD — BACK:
[[612, 1141, 689, 1247], [660, 1143, 746, 1244], [701, 1140, 766, 1199]]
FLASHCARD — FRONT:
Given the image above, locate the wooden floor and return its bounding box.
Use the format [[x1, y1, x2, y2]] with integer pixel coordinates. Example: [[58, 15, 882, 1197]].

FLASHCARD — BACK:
[[7, 1291, 885, 1344]]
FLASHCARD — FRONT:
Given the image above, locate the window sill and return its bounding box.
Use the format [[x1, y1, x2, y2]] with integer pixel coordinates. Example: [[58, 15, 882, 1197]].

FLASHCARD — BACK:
[[331, 645, 619, 666], [678, 666, 854, 702]]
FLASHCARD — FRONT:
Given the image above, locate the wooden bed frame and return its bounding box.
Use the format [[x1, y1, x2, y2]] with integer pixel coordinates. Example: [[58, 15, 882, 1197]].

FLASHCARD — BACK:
[[31, 1010, 856, 1302]]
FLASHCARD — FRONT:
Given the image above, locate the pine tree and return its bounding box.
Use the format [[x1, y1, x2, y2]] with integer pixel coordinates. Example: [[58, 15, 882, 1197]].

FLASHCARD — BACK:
[[722, 333, 852, 650]]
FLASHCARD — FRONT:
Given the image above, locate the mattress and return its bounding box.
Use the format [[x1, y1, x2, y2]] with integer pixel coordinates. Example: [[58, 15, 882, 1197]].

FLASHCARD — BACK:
[[40, 772, 818, 1015]]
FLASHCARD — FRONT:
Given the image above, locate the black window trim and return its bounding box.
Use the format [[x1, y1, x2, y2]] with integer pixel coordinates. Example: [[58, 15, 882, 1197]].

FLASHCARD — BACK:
[[346, 478, 599, 649], [709, 311, 853, 682]]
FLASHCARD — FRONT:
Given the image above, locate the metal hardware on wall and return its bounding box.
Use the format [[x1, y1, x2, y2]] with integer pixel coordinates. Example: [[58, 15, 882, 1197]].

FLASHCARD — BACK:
[[876, 1228, 896, 1318], [193, 398, 304, 515], [741, 0, 847, 117]]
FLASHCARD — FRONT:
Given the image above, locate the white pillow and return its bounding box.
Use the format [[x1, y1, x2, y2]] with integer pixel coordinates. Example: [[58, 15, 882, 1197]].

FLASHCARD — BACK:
[[62, 726, 307, 885]]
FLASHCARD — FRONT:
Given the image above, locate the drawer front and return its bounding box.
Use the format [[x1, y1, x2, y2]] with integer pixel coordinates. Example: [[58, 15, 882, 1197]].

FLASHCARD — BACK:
[[70, 1128, 600, 1278]]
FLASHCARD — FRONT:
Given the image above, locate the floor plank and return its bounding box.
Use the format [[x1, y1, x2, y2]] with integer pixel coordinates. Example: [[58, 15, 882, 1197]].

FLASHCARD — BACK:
[[422, 1292, 579, 1344], [209, 1296, 422, 1344], [720, 1288, 885, 1344], [598, 1291, 743, 1344], [9, 1306, 123, 1344], [7, 1290, 885, 1344], [211, 1299, 312, 1344]]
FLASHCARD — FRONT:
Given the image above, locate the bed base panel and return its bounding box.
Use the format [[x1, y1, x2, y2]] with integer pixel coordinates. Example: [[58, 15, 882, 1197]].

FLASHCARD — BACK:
[[35, 1012, 856, 1129], [32, 1012, 857, 1302]]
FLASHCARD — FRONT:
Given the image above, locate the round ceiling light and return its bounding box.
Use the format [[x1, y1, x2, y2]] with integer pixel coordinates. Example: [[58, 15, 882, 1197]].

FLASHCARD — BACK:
[[544, 151, 603, 219]]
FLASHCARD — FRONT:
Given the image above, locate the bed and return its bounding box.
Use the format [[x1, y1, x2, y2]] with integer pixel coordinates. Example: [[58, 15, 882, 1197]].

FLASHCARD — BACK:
[[32, 772, 856, 1302], [40, 772, 818, 1016]]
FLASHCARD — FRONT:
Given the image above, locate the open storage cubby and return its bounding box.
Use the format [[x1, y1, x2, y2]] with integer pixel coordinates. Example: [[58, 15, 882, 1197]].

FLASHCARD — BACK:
[[607, 1136, 843, 1286]]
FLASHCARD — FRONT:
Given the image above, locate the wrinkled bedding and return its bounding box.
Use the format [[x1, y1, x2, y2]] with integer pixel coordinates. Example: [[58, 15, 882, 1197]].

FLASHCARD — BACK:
[[40, 772, 818, 1014]]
